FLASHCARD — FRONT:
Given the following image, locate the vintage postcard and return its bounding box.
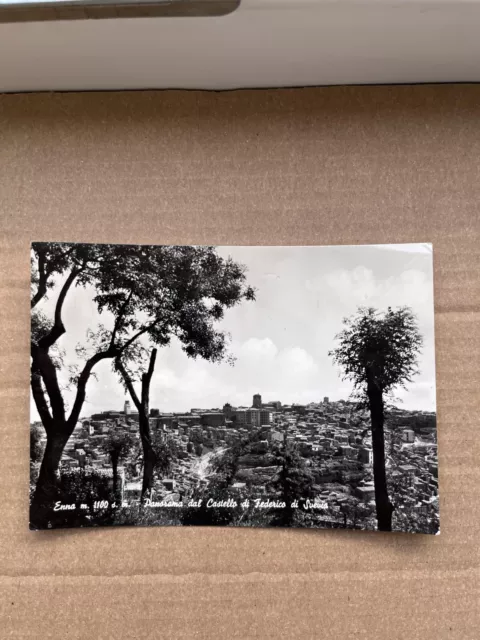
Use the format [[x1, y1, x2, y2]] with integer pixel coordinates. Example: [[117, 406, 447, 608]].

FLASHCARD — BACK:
[[30, 242, 439, 533]]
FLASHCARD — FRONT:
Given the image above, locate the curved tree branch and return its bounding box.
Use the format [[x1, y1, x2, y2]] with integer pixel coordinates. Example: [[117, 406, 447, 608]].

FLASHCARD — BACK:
[[115, 358, 142, 412], [141, 348, 157, 410], [31, 341, 66, 424], [31, 248, 47, 309], [120, 322, 156, 355], [67, 349, 114, 429], [30, 367, 53, 432], [146, 348, 157, 380], [31, 245, 78, 310], [38, 266, 83, 350], [110, 290, 134, 350]]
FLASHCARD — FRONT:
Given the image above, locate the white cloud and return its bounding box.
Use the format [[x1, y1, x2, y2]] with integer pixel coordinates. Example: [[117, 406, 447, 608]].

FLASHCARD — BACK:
[[142, 338, 324, 412], [239, 337, 278, 360], [323, 266, 380, 305], [277, 347, 318, 377]]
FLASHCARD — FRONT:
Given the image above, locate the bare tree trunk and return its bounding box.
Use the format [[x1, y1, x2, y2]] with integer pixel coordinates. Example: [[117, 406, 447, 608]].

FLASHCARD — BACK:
[[140, 349, 158, 498], [367, 380, 394, 532], [30, 428, 70, 529], [139, 413, 156, 497], [116, 348, 158, 500]]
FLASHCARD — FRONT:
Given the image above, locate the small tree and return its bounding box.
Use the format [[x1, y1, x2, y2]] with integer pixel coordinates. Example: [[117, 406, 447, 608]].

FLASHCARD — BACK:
[[101, 429, 136, 498], [269, 444, 315, 527], [151, 430, 178, 478], [212, 432, 259, 486], [339, 496, 376, 530], [57, 469, 117, 528], [330, 306, 422, 531]]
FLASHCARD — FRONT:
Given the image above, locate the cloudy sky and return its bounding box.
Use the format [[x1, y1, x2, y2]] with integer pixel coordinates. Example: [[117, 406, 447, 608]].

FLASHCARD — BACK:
[[31, 243, 436, 420]]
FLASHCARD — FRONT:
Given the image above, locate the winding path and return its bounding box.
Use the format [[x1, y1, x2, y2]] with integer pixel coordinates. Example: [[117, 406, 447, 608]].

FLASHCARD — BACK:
[[192, 448, 226, 481]]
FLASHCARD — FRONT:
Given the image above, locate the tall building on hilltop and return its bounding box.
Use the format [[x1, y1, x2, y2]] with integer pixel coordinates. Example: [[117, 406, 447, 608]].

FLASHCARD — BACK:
[[223, 403, 234, 418], [253, 393, 262, 408], [124, 400, 131, 416]]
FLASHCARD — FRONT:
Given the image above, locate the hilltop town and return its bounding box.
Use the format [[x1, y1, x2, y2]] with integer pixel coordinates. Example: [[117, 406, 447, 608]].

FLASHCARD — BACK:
[[31, 393, 439, 530]]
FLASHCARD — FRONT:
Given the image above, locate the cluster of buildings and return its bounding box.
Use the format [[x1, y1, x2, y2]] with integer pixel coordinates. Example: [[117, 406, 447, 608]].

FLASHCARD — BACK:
[[150, 394, 276, 431], [386, 409, 439, 524], [31, 392, 438, 529], [148, 393, 438, 527]]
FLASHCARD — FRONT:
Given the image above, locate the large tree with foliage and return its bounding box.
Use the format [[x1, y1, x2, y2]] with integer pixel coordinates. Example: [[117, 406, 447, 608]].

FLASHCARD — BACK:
[[30, 242, 255, 529], [330, 306, 422, 531]]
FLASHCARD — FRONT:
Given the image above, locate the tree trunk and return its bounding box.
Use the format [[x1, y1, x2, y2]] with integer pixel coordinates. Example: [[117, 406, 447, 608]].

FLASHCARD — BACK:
[[367, 381, 394, 532], [139, 349, 157, 499], [30, 428, 69, 529], [116, 349, 158, 500], [139, 413, 156, 498], [31, 337, 110, 528], [112, 454, 119, 498]]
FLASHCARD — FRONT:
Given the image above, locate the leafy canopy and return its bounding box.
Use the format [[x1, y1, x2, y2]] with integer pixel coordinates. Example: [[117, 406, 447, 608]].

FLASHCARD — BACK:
[[330, 306, 423, 396], [31, 242, 256, 365], [101, 429, 136, 462]]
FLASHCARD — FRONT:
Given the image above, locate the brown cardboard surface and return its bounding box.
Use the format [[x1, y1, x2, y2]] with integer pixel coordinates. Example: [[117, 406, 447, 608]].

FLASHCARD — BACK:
[[0, 86, 479, 639]]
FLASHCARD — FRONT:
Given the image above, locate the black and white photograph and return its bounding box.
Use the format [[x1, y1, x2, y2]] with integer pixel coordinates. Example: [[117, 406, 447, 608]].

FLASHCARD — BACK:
[[30, 242, 439, 533]]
